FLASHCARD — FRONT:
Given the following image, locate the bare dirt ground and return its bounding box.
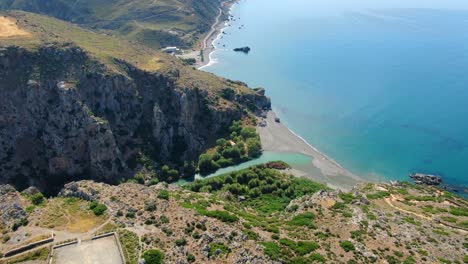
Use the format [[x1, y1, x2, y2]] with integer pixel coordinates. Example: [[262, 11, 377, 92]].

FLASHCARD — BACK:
[[53, 236, 124, 264], [0, 17, 31, 38]]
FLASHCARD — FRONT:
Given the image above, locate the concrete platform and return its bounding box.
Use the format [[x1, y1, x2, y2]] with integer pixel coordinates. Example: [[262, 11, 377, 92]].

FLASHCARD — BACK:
[[53, 235, 124, 264]]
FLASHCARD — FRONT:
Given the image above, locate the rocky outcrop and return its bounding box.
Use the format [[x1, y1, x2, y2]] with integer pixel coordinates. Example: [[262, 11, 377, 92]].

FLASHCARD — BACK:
[[410, 173, 442, 185], [0, 185, 27, 229], [0, 45, 270, 192], [58, 181, 99, 201]]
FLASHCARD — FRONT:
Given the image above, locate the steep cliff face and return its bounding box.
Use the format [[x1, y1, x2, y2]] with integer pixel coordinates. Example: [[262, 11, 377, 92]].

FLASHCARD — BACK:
[[0, 45, 270, 192]]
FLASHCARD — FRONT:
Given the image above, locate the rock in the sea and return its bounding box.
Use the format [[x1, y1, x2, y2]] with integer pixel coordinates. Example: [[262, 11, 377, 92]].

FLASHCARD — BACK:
[[233, 46, 251, 53], [410, 173, 442, 185]]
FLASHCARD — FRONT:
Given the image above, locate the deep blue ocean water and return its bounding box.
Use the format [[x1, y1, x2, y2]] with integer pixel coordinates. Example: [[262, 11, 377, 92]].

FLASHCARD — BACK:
[[203, 0, 468, 189]]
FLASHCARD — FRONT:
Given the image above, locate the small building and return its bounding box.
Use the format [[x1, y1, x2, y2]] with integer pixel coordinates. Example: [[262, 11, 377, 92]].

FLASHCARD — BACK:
[[162, 46, 180, 54]]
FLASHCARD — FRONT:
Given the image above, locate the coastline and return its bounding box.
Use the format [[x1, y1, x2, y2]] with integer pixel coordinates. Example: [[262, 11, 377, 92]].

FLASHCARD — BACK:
[[195, 0, 364, 190], [179, 0, 237, 69], [257, 111, 364, 190]]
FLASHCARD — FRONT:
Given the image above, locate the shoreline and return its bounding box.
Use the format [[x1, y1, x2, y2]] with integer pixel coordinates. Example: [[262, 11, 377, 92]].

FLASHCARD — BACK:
[[179, 0, 237, 69], [198, 0, 237, 69], [193, 0, 365, 190], [257, 111, 364, 191]]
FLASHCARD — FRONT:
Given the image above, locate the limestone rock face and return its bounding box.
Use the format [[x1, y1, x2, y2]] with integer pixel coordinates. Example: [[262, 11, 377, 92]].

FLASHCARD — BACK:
[[0, 46, 270, 191], [0, 185, 27, 228]]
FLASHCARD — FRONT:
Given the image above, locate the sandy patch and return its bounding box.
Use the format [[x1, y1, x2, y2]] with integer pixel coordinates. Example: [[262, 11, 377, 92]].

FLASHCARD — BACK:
[[0, 17, 31, 38], [257, 111, 364, 190]]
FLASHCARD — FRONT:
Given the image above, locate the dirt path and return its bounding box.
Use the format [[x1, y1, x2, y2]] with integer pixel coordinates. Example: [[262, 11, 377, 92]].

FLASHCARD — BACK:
[[201, 6, 223, 50], [385, 195, 431, 221], [384, 195, 467, 233]]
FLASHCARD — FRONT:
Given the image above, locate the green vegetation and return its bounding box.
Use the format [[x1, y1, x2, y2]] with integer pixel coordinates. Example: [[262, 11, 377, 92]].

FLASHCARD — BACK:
[[340, 241, 355, 252], [403, 217, 421, 226], [30, 192, 45, 205], [339, 193, 356, 204], [145, 200, 157, 212], [208, 242, 230, 257], [187, 254, 196, 263], [189, 164, 327, 214], [9, 247, 50, 263], [287, 212, 316, 229], [157, 190, 170, 200], [181, 58, 196, 65], [279, 238, 320, 255], [12, 218, 28, 231], [118, 229, 141, 264], [404, 195, 437, 202], [198, 121, 262, 175], [366, 191, 390, 200], [449, 206, 468, 217], [203, 210, 239, 223], [142, 249, 164, 264], [260, 242, 282, 261], [175, 238, 187, 246], [441, 216, 457, 223], [89, 201, 107, 216], [1, 0, 222, 49]]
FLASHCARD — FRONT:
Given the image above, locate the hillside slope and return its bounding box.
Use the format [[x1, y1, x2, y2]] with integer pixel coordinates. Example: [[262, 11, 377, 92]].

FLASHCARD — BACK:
[[0, 12, 270, 193], [0, 0, 225, 48], [0, 165, 466, 263]]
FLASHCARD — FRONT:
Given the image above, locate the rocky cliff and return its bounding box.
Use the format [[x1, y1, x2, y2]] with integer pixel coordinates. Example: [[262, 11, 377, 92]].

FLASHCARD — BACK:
[[0, 44, 270, 192]]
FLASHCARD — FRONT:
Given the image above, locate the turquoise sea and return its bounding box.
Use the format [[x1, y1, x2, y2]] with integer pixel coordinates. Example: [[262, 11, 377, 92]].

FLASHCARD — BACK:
[[203, 0, 468, 190]]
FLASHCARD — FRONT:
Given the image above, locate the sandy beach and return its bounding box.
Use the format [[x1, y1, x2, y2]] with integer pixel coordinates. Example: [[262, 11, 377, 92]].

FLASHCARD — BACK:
[[257, 111, 364, 190], [192, 1, 365, 190], [178, 0, 237, 69]]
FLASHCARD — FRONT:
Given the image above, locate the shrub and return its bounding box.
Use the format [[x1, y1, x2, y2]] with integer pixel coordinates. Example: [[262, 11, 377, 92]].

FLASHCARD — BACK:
[[449, 206, 468, 217], [145, 201, 157, 212], [221, 88, 235, 99], [309, 253, 326, 262], [134, 173, 145, 184], [246, 137, 262, 158], [175, 238, 187, 246], [240, 127, 257, 139], [244, 230, 259, 240], [30, 193, 44, 205], [294, 241, 320, 256], [148, 178, 159, 186], [142, 249, 164, 264], [126, 211, 135, 218], [157, 190, 170, 200], [119, 229, 140, 264], [202, 210, 238, 223], [89, 201, 107, 216], [160, 215, 170, 224], [198, 154, 220, 175], [403, 256, 416, 264], [260, 242, 281, 260], [187, 254, 196, 263], [287, 212, 316, 229], [279, 239, 319, 255], [340, 241, 355, 252], [339, 193, 355, 204], [208, 243, 230, 257], [12, 218, 28, 231]]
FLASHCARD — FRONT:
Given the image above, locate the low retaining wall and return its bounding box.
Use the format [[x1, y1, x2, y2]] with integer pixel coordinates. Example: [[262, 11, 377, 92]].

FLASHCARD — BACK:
[[3, 235, 54, 257]]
